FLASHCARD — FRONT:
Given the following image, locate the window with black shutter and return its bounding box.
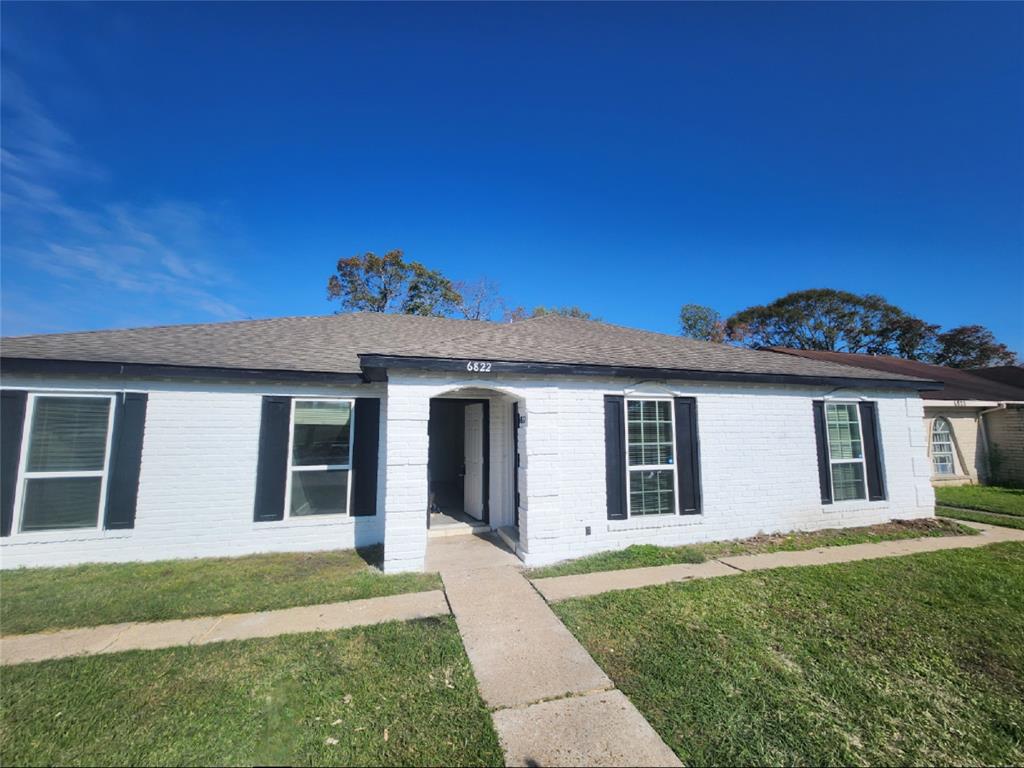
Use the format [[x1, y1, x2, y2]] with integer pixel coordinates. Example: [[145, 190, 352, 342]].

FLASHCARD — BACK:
[[2, 390, 147, 535], [813, 400, 886, 504], [605, 394, 703, 519]]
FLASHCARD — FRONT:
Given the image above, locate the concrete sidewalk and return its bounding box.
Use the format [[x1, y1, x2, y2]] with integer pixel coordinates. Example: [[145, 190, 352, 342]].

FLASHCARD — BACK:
[[0, 589, 449, 666], [427, 534, 682, 768], [532, 518, 1024, 602]]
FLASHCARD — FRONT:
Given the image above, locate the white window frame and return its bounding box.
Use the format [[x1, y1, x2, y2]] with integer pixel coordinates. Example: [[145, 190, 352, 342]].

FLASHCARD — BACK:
[[283, 397, 356, 519], [12, 392, 117, 535], [623, 397, 680, 517], [823, 401, 868, 502], [930, 417, 957, 476]]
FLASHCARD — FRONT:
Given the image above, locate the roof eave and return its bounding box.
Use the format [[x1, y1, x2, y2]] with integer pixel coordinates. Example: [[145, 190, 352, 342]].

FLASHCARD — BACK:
[[0, 353, 944, 391], [358, 354, 944, 391], [0, 357, 366, 384]]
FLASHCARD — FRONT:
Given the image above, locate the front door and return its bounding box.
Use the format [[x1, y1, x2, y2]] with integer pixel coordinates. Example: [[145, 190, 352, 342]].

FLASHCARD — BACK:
[[463, 403, 485, 519]]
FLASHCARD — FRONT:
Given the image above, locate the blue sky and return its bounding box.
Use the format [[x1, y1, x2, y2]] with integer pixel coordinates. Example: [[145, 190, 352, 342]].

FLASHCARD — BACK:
[[2, 2, 1022, 351]]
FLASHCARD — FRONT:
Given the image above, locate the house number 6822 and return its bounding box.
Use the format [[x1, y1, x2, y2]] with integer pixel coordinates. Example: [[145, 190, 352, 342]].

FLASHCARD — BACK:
[[466, 361, 492, 372]]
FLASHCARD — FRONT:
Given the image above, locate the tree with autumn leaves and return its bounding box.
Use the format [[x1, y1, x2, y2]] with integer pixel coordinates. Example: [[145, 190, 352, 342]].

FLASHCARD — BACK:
[[326, 250, 597, 322]]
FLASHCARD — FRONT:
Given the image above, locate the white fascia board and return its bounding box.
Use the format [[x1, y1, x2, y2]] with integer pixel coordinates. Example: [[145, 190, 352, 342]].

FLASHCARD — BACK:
[[924, 400, 1024, 409]]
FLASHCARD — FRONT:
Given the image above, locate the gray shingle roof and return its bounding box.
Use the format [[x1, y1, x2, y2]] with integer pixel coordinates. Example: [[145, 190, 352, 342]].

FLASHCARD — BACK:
[[1, 313, 468, 375], [1, 312, 934, 386], [371, 314, 933, 383]]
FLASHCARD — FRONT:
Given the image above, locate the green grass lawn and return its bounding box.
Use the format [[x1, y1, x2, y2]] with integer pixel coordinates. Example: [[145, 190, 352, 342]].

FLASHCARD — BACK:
[[0, 617, 502, 767], [938, 506, 1024, 531], [554, 542, 1024, 767], [527, 518, 975, 579], [1, 546, 441, 636], [935, 484, 1024, 517]]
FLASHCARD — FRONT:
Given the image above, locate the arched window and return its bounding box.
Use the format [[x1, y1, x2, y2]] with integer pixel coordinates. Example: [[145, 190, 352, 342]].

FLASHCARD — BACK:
[[931, 417, 956, 476]]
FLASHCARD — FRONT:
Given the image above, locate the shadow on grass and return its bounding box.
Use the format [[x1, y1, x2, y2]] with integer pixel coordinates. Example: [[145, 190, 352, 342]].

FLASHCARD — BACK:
[[356, 544, 385, 570]]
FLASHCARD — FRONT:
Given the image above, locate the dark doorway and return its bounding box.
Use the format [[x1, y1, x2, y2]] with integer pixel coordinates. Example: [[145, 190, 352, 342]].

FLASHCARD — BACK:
[[512, 401, 520, 529], [427, 399, 489, 527]]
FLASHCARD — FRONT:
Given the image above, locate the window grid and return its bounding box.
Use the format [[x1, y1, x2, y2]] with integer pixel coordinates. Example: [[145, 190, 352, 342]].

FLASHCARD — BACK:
[[824, 402, 868, 502], [14, 393, 117, 534], [625, 398, 677, 516], [931, 418, 956, 476], [284, 398, 355, 518]]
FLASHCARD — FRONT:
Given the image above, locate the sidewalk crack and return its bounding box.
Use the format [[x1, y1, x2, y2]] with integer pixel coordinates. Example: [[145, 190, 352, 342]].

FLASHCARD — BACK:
[[96, 622, 135, 654], [192, 618, 224, 646], [489, 683, 618, 713], [715, 558, 748, 573]]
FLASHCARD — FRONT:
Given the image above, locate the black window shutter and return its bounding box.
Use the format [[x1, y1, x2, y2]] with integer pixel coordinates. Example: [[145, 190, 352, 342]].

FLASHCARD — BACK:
[[253, 395, 291, 521], [1, 390, 28, 537], [604, 395, 627, 520], [351, 397, 380, 516], [812, 401, 833, 504], [859, 401, 886, 501], [104, 392, 148, 530], [673, 397, 703, 515]]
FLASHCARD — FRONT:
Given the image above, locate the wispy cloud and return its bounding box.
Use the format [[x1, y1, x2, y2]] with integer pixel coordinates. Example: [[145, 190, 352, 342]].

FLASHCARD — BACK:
[[1, 74, 247, 335]]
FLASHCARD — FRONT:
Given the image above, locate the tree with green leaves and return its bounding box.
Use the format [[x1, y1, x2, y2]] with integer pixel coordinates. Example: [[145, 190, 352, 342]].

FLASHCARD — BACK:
[[679, 304, 726, 343], [531, 305, 599, 320], [327, 250, 461, 317], [500, 304, 600, 322], [723, 289, 939, 359], [933, 325, 1018, 368]]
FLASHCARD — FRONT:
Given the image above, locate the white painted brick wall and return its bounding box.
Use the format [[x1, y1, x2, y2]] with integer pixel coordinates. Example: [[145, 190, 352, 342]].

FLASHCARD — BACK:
[[1, 375, 385, 569], [518, 378, 934, 566], [2, 369, 934, 571]]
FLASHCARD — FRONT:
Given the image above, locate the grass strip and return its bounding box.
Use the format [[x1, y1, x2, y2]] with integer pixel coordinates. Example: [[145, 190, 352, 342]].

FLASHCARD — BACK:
[[528, 518, 974, 579], [2, 546, 441, 636]]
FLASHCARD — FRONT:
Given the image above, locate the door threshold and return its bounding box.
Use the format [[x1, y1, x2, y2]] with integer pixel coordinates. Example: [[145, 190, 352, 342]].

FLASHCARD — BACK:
[[428, 519, 490, 538]]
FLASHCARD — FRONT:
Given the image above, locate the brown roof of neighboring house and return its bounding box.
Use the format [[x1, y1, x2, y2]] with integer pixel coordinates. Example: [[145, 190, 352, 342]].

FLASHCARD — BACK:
[[1, 312, 937, 388], [770, 348, 1024, 402], [968, 365, 1024, 390]]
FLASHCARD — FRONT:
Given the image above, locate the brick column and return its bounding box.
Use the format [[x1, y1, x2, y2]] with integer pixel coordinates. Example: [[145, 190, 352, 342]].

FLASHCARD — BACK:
[[517, 389, 561, 559], [382, 385, 430, 573]]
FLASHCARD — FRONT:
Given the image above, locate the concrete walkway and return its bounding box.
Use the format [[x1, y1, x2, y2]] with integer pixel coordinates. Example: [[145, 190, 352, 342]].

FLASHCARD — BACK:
[[532, 518, 1024, 602], [0, 589, 449, 666], [426, 533, 682, 767]]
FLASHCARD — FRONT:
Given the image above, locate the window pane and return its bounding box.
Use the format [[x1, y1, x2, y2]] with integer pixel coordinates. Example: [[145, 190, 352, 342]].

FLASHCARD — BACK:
[[826, 404, 862, 460], [629, 469, 675, 515], [290, 469, 349, 516], [20, 477, 101, 531], [626, 399, 674, 467], [832, 463, 866, 502], [27, 397, 110, 472], [292, 401, 352, 466], [931, 419, 955, 475]]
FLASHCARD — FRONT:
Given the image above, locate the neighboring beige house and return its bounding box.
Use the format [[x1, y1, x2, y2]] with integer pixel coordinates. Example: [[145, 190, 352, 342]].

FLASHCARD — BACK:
[[772, 350, 1024, 487]]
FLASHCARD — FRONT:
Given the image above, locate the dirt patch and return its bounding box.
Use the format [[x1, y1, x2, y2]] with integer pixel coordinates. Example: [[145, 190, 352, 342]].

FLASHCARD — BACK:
[[874, 518, 969, 536]]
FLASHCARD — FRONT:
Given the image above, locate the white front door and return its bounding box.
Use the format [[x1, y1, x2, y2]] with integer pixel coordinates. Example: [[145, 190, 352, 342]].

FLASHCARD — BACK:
[[463, 403, 484, 519]]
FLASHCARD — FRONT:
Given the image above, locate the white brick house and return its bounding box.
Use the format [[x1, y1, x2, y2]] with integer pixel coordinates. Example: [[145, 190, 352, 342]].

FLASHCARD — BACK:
[[0, 313, 940, 571]]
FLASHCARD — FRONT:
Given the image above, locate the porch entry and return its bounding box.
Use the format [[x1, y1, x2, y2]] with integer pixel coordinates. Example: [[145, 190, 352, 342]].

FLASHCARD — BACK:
[[427, 398, 490, 528]]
